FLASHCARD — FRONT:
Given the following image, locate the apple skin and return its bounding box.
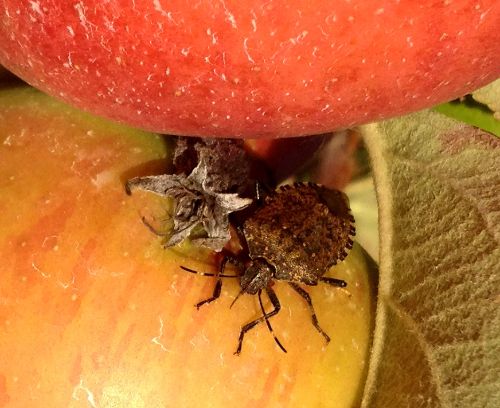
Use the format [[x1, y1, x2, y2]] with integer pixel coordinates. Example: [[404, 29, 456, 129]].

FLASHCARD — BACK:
[[0, 87, 375, 407], [0, 1, 499, 138]]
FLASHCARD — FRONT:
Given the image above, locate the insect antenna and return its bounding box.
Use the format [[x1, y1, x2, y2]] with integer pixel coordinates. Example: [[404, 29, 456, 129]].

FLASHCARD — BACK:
[[229, 289, 245, 309], [258, 290, 287, 353], [180, 265, 239, 278], [229, 266, 252, 309], [228, 269, 255, 309]]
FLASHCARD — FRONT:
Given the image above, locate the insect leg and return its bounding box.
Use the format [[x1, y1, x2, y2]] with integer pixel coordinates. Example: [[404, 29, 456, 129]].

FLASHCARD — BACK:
[[193, 256, 233, 309], [255, 181, 265, 203], [259, 290, 287, 353], [254, 180, 274, 203], [195, 279, 222, 309], [319, 277, 347, 287], [288, 282, 330, 344], [180, 256, 240, 309], [234, 287, 284, 355]]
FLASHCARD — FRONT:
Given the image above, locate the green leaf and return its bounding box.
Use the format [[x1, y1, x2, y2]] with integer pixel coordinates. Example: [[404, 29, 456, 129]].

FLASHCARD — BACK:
[[434, 98, 500, 138], [360, 111, 500, 408], [472, 79, 500, 120]]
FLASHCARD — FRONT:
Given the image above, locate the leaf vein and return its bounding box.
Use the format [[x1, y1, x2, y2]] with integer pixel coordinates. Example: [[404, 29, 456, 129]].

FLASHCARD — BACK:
[[391, 154, 499, 246], [385, 296, 449, 408]]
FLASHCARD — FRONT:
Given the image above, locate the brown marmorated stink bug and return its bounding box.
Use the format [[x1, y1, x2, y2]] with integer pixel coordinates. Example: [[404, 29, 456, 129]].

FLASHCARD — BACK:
[[182, 181, 355, 355]]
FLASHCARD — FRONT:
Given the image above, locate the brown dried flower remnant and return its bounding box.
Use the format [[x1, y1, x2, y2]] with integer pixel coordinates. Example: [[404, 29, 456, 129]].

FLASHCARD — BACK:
[[126, 137, 254, 251]]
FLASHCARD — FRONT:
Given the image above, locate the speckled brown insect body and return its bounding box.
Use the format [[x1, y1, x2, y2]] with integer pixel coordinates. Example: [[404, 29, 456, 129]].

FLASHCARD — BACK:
[[240, 183, 355, 294], [183, 182, 356, 354]]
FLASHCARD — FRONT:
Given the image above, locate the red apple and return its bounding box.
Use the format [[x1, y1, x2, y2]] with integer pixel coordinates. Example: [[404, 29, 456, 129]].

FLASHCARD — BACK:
[[0, 86, 376, 406], [0, 1, 498, 138]]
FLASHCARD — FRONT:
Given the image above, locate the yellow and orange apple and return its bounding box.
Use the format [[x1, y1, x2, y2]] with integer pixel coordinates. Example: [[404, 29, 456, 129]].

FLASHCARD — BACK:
[[0, 87, 376, 407]]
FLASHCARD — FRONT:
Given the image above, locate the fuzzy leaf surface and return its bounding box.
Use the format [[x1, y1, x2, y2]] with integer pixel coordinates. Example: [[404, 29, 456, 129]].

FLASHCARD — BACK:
[[361, 110, 500, 408]]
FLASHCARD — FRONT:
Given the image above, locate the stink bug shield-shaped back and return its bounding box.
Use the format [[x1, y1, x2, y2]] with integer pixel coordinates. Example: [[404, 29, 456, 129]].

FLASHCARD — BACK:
[[183, 182, 355, 354]]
